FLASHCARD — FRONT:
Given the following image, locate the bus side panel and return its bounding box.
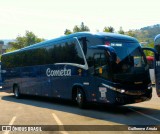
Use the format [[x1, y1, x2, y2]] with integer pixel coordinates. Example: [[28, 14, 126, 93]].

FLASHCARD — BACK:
[[41, 65, 54, 98], [20, 66, 42, 96], [94, 78, 117, 104], [2, 68, 13, 91], [81, 76, 98, 103], [44, 64, 83, 99], [43, 64, 96, 100], [2, 67, 21, 92]]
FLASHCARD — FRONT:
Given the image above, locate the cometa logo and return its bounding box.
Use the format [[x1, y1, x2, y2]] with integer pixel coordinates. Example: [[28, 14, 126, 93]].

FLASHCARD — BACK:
[[46, 68, 71, 77]]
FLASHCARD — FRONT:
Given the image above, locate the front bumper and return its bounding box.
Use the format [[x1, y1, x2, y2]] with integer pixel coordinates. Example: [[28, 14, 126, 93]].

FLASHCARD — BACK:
[[115, 88, 152, 105]]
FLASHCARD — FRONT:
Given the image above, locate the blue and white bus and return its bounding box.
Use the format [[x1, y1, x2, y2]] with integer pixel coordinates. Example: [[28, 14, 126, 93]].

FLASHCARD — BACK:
[[1, 32, 153, 108]]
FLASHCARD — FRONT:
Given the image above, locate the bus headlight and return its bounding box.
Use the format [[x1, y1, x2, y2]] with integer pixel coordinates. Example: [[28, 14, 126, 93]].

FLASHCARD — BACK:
[[116, 88, 125, 93], [120, 89, 125, 93]]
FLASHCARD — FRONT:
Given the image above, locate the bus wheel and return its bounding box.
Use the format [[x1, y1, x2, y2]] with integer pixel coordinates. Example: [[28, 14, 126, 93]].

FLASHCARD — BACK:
[[13, 85, 21, 99], [76, 89, 86, 108]]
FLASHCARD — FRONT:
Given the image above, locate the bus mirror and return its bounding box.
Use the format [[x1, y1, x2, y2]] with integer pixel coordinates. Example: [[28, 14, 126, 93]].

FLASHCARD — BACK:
[[142, 47, 158, 61]]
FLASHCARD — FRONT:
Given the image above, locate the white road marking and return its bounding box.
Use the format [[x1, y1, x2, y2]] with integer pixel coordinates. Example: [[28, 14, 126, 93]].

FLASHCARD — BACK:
[[129, 108, 160, 122], [8, 116, 16, 125], [52, 113, 68, 134], [3, 116, 16, 134]]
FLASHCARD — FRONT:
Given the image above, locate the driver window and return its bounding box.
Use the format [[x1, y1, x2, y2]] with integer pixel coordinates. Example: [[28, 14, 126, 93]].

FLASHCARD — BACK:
[[94, 53, 107, 68], [93, 52, 111, 79]]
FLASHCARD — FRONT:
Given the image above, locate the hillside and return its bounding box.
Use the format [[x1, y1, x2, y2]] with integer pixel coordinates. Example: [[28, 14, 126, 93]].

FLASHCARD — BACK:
[[133, 24, 160, 44]]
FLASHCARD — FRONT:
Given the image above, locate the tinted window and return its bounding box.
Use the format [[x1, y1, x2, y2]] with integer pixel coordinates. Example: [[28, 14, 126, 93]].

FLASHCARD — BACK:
[[87, 49, 111, 80], [27, 48, 48, 66], [94, 53, 107, 68], [79, 36, 103, 55], [2, 38, 85, 69], [2, 52, 23, 69], [78, 36, 103, 67], [46, 39, 85, 65]]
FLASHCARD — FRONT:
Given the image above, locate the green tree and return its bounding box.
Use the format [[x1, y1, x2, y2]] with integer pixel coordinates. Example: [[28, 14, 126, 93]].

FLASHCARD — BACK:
[[126, 30, 136, 37], [118, 27, 124, 34], [64, 29, 72, 35], [79, 22, 90, 32], [64, 22, 90, 35], [7, 31, 44, 51], [103, 26, 114, 33], [6, 47, 17, 53], [73, 22, 90, 32], [73, 25, 81, 33]]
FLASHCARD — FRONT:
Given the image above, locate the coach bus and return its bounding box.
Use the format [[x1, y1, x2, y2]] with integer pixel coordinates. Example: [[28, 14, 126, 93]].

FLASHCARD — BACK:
[[154, 34, 160, 97], [1, 32, 153, 108]]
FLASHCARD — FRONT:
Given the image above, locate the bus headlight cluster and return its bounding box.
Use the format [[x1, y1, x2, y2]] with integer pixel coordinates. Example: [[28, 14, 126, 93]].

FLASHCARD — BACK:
[[102, 83, 125, 93], [116, 88, 125, 93], [120, 89, 125, 93]]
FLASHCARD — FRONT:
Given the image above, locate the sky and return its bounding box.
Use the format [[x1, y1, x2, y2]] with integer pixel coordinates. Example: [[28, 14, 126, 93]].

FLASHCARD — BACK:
[[0, 0, 160, 39]]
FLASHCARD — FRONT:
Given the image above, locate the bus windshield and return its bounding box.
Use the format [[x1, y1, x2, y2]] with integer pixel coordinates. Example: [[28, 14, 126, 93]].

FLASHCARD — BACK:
[[108, 42, 148, 83]]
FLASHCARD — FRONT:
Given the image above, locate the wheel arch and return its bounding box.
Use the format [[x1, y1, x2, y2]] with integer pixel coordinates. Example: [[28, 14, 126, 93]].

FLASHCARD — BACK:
[[72, 83, 86, 101], [13, 83, 19, 92]]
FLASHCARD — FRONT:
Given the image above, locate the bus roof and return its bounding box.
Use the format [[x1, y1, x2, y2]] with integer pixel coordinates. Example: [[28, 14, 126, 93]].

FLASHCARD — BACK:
[[2, 32, 138, 56]]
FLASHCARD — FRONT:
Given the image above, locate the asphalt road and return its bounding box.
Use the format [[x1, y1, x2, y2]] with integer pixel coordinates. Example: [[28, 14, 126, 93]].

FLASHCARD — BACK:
[[0, 86, 160, 134]]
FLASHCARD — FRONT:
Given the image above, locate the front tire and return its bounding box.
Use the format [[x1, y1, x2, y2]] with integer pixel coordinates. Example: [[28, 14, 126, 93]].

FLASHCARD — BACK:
[[76, 88, 86, 108], [13, 85, 21, 99]]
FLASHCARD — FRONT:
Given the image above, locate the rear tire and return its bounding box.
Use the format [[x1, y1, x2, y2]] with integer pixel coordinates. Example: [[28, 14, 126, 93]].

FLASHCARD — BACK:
[[76, 88, 86, 108], [13, 85, 21, 99]]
